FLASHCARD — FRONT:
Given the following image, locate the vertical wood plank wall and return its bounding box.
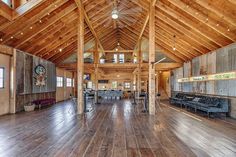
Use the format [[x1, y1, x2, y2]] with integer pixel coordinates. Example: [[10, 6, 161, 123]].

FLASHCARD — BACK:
[[171, 43, 236, 118]]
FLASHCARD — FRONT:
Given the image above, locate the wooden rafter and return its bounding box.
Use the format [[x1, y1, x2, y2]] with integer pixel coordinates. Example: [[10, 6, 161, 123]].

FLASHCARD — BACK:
[[74, 0, 105, 54]]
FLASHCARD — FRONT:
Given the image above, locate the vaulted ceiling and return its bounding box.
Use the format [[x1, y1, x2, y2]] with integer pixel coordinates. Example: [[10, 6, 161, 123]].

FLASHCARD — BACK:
[[0, 0, 235, 65]]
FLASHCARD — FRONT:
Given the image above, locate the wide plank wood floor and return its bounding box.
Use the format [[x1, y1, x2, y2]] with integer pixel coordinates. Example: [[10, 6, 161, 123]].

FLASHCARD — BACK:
[[0, 100, 236, 157]]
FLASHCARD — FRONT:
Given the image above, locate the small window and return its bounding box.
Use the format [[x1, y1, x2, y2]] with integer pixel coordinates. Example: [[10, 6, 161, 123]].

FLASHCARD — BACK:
[[57, 77, 63, 87], [112, 81, 117, 89], [66, 78, 72, 87], [2, 0, 12, 7], [124, 82, 131, 89], [87, 81, 93, 89], [0, 68, 4, 88], [119, 54, 124, 63], [113, 54, 118, 63]]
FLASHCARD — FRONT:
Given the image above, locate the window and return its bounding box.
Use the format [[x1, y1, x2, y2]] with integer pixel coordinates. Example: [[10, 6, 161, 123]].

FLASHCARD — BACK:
[[2, 0, 12, 7], [87, 81, 93, 89], [124, 82, 131, 89], [0, 68, 4, 88], [113, 54, 118, 63], [112, 81, 117, 89], [66, 78, 72, 87], [119, 54, 124, 63], [57, 77, 63, 87]]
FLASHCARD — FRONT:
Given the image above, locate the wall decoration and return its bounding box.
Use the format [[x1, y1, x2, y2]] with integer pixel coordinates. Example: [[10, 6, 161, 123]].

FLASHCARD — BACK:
[[16, 50, 56, 94], [34, 64, 47, 86]]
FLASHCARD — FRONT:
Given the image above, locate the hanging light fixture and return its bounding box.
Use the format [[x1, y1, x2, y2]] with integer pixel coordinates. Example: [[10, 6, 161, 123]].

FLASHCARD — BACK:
[[112, 9, 119, 19], [173, 35, 176, 51]]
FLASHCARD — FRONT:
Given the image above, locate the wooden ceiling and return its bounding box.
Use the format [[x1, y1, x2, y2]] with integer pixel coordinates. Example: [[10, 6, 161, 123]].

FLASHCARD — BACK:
[[0, 0, 236, 65]]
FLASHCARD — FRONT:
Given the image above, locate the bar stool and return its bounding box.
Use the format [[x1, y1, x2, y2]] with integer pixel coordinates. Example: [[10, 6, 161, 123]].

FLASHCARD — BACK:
[[87, 93, 95, 110]]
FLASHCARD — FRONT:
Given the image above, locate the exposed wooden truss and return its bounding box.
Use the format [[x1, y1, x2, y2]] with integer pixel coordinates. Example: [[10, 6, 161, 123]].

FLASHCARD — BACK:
[[0, 0, 235, 65]]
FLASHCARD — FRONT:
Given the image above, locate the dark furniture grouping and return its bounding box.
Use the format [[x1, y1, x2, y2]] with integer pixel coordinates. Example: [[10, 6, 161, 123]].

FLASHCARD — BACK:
[[170, 93, 229, 117], [32, 98, 56, 109]]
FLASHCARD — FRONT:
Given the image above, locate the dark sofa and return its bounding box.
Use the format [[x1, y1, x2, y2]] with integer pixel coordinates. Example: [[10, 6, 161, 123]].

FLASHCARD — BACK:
[[170, 93, 229, 117], [169, 93, 194, 108]]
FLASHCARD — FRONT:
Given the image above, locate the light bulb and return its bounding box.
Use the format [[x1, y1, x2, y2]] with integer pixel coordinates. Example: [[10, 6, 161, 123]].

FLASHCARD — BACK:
[[112, 10, 119, 19]]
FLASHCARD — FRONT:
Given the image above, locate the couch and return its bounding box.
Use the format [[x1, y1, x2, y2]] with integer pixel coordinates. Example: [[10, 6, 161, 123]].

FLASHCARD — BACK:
[[170, 93, 229, 117]]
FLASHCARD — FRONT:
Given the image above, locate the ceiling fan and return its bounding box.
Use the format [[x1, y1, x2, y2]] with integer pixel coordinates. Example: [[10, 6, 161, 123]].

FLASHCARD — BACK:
[[94, 0, 143, 29]]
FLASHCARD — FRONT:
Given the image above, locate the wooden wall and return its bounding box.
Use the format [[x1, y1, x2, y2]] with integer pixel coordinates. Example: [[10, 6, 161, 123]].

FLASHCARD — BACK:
[[0, 53, 11, 115], [171, 43, 236, 118]]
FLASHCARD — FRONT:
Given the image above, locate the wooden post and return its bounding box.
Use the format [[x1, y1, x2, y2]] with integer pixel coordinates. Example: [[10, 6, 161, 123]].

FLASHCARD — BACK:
[[94, 41, 99, 104], [72, 72, 77, 97], [77, 6, 84, 114], [149, 0, 156, 115], [137, 41, 142, 96]]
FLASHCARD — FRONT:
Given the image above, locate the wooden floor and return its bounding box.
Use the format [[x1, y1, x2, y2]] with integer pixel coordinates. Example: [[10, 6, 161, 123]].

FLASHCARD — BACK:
[[0, 100, 236, 157]]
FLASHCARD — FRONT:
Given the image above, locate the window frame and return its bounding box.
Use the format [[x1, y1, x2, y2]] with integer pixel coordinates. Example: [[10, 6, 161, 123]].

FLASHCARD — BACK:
[[119, 53, 125, 63], [56, 76, 64, 87], [124, 82, 131, 89], [66, 78, 72, 87], [111, 81, 118, 89], [0, 67, 4, 89]]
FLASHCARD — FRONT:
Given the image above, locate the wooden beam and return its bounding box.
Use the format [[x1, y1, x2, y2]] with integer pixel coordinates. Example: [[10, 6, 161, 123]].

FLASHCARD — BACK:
[[74, 0, 104, 54], [0, 44, 13, 56], [149, 0, 157, 115], [0, 1, 12, 21]]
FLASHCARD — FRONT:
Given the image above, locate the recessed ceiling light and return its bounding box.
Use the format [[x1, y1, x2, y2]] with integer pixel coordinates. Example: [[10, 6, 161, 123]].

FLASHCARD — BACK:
[[227, 28, 230, 32], [47, 13, 50, 16], [59, 48, 62, 52], [195, 12, 198, 15], [39, 20, 42, 23], [21, 32, 24, 35], [30, 27, 33, 29], [173, 47, 176, 51], [0, 38, 2, 41], [11, 36, 13, 39], [115, 48, 118, 51], [117, 42, 120, 46], [216, 23, 219, 26]]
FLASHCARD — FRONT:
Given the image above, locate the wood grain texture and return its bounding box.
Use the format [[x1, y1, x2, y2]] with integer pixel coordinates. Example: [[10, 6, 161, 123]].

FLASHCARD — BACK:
[[0, 99, 235, 157]]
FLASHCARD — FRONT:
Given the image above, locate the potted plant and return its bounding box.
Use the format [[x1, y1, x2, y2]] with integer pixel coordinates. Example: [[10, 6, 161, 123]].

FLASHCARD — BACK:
[[24, 102, 35, 112]]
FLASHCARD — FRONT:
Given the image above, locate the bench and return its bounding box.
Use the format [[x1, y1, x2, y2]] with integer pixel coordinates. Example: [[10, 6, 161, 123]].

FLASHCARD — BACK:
[[32, 98, 56, 109], [170, 93, 229, 117]]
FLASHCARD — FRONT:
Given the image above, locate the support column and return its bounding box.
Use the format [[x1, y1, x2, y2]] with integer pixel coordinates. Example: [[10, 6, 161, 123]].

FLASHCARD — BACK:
[[137, 41, 142, 96], [94, 41, 99, 104], [77, 7, 84, 114], [72, 72, 77, 96], [148, 0, 156, 115]]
